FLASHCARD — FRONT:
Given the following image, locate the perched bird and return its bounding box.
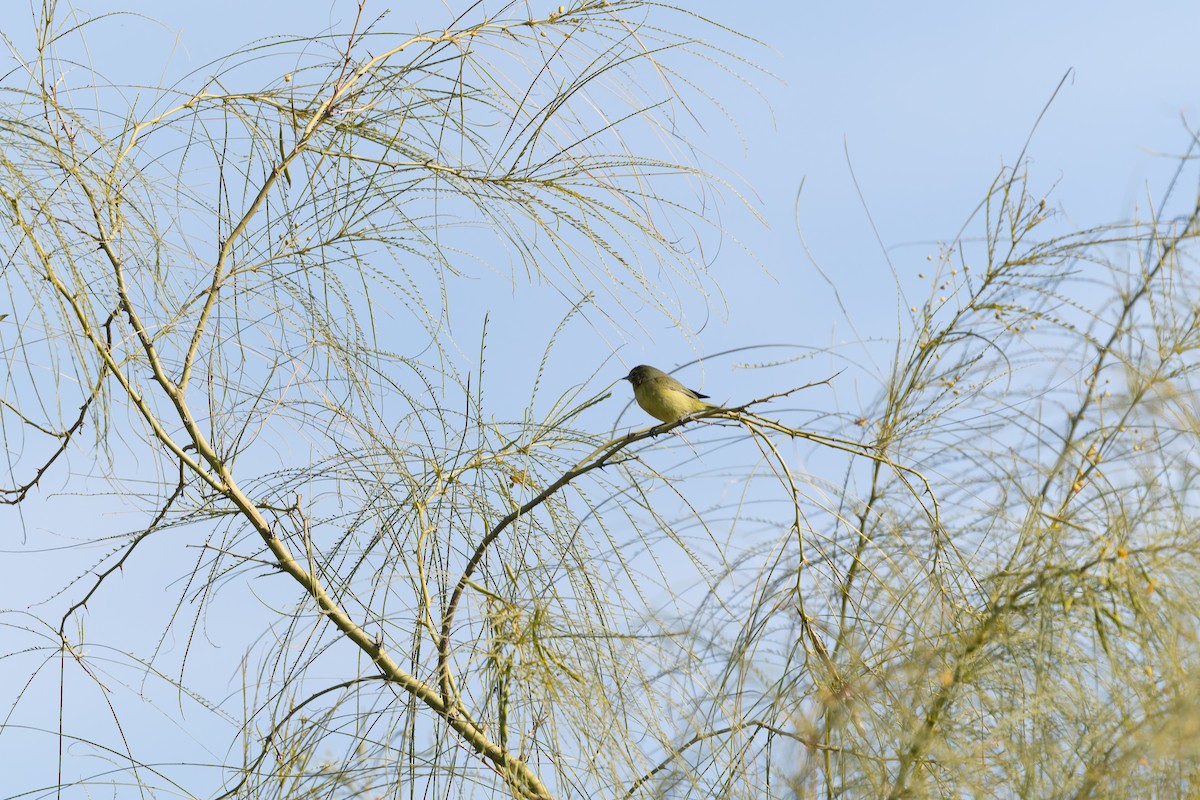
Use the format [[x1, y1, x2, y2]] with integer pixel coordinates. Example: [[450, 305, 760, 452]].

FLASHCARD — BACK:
[[623, 364, 715, 423]]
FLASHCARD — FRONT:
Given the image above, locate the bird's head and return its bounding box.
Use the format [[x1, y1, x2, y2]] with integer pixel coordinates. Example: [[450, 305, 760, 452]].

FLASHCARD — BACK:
[[623, 365, 660, 387]]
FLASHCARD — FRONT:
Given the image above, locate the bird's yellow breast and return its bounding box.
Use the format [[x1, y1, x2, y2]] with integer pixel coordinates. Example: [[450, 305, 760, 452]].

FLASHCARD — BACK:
[[633, 381, 711, 423]]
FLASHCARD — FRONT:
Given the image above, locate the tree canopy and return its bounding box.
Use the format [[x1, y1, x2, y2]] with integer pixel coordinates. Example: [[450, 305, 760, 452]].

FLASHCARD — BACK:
[[3, 3, 1200, 799]]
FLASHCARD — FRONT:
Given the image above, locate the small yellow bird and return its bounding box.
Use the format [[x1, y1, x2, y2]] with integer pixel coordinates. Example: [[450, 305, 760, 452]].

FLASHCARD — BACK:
[[623, 364, 715, 423]]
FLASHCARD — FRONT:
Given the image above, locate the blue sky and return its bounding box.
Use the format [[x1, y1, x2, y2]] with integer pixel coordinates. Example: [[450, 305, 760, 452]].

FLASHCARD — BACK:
[[24, 1, 1200, 388], [5, 0, 1200, 794]]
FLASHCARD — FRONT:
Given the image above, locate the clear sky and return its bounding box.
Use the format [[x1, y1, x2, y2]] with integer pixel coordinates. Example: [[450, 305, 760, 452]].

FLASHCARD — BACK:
[[4, 0, 1200, 794], [15, 0, 1198, 384]]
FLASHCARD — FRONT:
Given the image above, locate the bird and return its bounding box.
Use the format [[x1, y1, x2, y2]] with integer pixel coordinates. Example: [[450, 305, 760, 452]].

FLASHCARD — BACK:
[[622, 364, 716, 423]]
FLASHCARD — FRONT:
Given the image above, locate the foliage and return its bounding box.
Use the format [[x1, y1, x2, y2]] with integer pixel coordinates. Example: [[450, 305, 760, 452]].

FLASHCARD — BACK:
[[3, 2, 1200, 799]]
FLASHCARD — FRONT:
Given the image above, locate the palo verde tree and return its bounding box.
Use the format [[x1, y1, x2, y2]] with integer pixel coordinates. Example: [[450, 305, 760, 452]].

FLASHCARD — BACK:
[[0, 2, 819, 798], [704, 161, 1200, 796], [6, 2, 1200, 799]]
